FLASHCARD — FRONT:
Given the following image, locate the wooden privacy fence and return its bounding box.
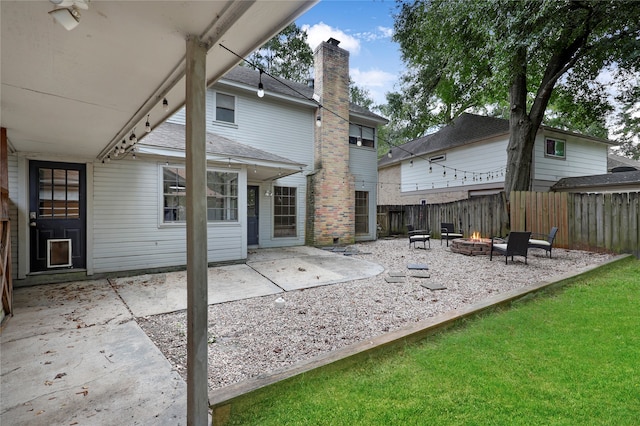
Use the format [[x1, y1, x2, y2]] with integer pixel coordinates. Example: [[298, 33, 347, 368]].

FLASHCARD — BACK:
[[511, 191, 640, 256], [378, 192, 510, 239]]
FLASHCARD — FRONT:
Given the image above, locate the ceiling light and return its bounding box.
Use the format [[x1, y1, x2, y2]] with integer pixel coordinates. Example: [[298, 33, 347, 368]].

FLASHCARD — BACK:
[[49, 7, 81, 31]]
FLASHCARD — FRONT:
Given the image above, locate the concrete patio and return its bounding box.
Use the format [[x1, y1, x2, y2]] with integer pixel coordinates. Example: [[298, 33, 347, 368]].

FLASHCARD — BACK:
[[1, 246, 383, 425]]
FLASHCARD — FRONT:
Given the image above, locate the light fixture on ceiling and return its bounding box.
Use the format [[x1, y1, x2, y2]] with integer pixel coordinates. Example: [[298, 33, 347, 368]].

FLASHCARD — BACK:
[[49, 7, 80, 31], [257, 70, 265, 98], [48, 0, 88, 31]]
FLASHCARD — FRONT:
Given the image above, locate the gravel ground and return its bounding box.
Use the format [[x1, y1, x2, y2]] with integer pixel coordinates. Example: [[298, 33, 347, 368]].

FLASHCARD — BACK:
[[137, 238, 614, 391]]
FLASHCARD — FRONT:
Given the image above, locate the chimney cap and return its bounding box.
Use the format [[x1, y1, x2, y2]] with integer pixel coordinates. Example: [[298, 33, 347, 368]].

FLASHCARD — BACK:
[[327, 37, 340, 46]]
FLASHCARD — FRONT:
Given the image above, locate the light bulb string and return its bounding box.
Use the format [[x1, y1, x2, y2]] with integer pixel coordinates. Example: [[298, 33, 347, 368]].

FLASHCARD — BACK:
[[218, 43, 503, 179]]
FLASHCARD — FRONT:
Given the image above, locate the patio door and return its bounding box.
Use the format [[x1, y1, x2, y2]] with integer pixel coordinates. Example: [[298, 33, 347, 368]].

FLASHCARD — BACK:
[[29, 161, 86, 272], [247, 185, 259, 245]]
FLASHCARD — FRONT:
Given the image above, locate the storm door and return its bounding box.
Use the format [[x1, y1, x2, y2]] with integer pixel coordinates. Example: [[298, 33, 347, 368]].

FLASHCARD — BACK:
[[29, 161, 86, 272], [247, 185, 259, 245]]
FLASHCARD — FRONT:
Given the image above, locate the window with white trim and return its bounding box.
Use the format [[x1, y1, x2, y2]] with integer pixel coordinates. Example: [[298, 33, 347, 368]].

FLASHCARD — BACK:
[[274, 186, 296, 237], [545, 138, 566, 159], [349, 124, 375, 148], [215, 92, 235, 123], [162, 166, 238, 223]]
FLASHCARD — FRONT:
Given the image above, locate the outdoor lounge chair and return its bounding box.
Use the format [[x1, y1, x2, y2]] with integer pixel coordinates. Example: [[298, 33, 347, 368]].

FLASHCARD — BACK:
[[490, 231, 531, 264], [440, 222, 463, 246], [407, 224, 431, 249], [529, 227, 558, 258]]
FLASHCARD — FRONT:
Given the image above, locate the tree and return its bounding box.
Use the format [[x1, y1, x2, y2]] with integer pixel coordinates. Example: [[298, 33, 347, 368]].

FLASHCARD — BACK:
[[349, 78, 375, 110], [393, 0, 640, 195], [248, 23, 313, 83]]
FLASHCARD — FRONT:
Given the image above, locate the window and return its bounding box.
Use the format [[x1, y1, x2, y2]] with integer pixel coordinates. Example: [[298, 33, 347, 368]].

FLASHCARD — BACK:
[[215, 93, 235, 123], [545, 138, 565, 159], [355, 191, 369, 235], [274, 186, 296, 237], [206, 171, 238, 221], [38, 168, 79, 218], [349, 124, 375, 148], [162, 166, 238, 223]]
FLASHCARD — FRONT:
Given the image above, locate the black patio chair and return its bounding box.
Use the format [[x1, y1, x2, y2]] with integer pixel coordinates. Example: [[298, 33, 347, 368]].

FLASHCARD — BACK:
[[440, 222, 463, 246], [529, 227, 558, 258], [407, 224, 431, 249], [490, 231, 532, 264]]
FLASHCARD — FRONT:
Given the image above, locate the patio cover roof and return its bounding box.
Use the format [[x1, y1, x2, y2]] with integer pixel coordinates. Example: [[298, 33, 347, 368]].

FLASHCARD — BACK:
[[140, 122, 306, 181], [1, 0, 316, 160]]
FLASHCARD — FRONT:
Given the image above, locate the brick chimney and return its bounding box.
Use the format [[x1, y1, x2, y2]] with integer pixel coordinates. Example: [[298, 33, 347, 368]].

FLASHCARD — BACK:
[[306, 38, 355, 246]]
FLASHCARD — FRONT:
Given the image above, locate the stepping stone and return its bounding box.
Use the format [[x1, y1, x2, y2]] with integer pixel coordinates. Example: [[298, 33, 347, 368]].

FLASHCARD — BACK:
[[385, 276, 405, 283], [388, 271, 406, 277], [332, 247, 347, 252], [407, 263, 429, 270], [410, 271, 430, 278], [421, 283, 446, 291]]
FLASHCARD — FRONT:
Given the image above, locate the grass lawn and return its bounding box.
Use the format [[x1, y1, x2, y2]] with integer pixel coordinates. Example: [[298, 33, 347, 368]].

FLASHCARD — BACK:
[[223, 257, 640, 425]]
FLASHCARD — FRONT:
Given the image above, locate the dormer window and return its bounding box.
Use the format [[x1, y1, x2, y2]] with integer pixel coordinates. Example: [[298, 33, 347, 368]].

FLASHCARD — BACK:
[[349, 124, 375, 148]]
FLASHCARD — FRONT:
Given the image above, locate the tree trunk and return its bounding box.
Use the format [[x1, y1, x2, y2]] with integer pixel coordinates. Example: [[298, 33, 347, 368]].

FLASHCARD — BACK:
[[504, 48, 538, 198]]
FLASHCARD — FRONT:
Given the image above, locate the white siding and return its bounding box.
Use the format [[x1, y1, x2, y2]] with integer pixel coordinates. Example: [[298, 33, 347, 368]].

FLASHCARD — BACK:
[[401, 138, 508, 193], [533, 132, 608, 182], [255, 173, 307, 248], [92, 159, 245, 273]]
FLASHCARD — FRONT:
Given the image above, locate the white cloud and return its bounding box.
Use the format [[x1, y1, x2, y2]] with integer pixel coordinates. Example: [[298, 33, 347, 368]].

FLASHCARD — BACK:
[[302, 22, 361, 55], [355, 26, 394, 42], [350, 68, 397, 105]]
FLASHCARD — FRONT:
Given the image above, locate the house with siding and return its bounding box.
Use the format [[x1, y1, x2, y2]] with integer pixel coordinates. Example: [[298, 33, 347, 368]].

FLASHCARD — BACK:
[[377, 113, 615, 205], [7, 38, 386, 285]]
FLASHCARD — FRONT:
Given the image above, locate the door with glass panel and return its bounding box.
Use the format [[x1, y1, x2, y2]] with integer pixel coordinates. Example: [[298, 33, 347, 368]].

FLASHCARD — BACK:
[[29, 161, 86, 272]]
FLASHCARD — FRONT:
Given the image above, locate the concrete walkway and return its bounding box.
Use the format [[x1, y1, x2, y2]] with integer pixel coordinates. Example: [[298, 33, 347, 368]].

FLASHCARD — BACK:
[[0, 247, 383, 425]]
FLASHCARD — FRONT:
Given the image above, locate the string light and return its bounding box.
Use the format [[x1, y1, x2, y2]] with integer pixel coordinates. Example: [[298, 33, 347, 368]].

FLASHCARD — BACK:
[[145, 114, 151, 133], [257, 69, 265, 98], [162, 98, 169, 112]]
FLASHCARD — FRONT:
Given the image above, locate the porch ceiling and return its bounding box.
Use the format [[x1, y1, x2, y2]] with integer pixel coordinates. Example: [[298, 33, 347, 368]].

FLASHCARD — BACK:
[[1, 0, 316, 161]]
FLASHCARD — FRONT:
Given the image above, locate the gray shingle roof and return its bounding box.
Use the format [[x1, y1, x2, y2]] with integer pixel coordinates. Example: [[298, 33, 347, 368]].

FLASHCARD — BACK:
[[551, 170, 640, 190], [221, 66, 387, 123], [378, 113, 509, 167], [378, 113, 616, 168], [139, 122, 303, 165], [608, 153, 640, 172]]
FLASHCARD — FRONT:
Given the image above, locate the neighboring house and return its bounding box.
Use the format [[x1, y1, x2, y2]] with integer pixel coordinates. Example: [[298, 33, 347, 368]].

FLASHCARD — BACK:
[[377, 113, 615, 205], [7, 39, 386, 284], [550, 153, 640, 193]]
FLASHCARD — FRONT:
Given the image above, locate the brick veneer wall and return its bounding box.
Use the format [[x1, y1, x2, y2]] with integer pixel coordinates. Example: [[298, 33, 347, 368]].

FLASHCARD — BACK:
[[308, 40, 355, 246]]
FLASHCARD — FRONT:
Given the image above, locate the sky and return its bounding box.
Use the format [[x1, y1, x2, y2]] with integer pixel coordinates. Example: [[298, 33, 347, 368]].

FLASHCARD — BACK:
[[295, 0, 403, 106]]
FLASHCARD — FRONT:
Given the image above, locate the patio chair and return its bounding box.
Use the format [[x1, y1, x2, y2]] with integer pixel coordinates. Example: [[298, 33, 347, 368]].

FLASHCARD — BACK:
[[407, 224, 431, 249], [529, 227, 558, 258], [490, 231, 531, 264], [440, 222, 463, 246]]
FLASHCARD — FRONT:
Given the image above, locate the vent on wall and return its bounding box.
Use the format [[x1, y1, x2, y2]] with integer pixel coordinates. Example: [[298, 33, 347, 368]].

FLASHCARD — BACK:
[[47, 239, 72, 268], [429, 154, 446, 162]]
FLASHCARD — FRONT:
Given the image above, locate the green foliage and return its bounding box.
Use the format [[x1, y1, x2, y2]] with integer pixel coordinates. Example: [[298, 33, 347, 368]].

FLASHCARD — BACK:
[[224, 258, 640, 425], [248, 23, 313, 83], [349, 78, 375, 110], [391, 0, 640, 190]]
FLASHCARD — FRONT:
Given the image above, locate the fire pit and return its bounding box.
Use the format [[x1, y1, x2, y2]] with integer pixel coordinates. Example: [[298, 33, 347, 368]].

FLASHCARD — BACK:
[[449, 232, 493, 256]]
